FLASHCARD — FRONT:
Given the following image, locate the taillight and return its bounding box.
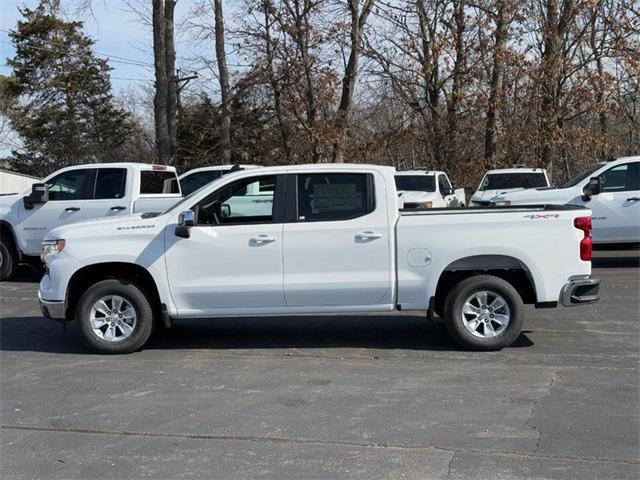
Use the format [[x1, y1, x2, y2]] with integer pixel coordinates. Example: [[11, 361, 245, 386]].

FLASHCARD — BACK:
[[574, 216, 592, 261]]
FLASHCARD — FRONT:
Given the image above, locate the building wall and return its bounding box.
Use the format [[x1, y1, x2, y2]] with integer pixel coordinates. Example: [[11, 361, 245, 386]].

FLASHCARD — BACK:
[[0, 170, 39, 195]]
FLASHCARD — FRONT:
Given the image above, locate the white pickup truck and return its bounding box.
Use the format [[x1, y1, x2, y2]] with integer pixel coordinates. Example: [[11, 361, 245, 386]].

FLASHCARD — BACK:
[[470, 167, 551, 207], [395, 170, 466, 208], [38, 164, 599, 354], [178, 164, 257, 196], [0, 163, 181, 280], [491, 156, 640, 244]]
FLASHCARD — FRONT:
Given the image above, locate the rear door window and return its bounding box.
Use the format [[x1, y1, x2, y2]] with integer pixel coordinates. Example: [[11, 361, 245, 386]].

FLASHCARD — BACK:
[[94, 168, 127, 199], [140, 170, 180, 194], [296, 173, 373, 222]]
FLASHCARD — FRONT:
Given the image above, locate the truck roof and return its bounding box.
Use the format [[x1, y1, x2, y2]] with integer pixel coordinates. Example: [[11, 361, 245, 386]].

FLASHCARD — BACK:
[[484, 167, 546, 174], [227, 163, 398, 175], [395, 170, 441, 176], [178, 164, 258, 178], [54, 162, 178, 172]]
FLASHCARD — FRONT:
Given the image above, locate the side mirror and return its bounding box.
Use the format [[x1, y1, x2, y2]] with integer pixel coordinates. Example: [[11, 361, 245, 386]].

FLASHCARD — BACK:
[[175, 210, 195, 238], [442, 187, 454, 196], [582, 177, 601, 198], [221, 203, 231, 218], [23, 183, 49, 209]]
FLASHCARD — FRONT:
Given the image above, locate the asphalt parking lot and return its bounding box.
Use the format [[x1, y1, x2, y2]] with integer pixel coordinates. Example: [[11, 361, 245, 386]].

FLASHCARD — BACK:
[[1, 250, 638, 479]]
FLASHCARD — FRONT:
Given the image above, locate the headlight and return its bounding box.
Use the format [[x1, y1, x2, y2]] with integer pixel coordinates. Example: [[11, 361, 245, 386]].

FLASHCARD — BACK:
[[41, 239, 65, 265], [492, 200, 511, 206], [421, 201, 433, 208]]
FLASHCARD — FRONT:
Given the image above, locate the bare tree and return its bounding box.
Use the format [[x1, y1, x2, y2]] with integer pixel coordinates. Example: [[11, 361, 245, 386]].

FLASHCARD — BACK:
[[214, 0, 232, 162], [332, 0, 375, 163]]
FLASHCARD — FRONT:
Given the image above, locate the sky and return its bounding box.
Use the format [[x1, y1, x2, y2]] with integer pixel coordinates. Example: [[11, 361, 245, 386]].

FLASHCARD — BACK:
[[0, 0, 161, 92]]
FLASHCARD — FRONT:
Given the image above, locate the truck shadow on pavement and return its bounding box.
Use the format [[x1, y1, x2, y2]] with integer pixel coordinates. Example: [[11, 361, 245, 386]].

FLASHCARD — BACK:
[[0, 315, 534, 354]]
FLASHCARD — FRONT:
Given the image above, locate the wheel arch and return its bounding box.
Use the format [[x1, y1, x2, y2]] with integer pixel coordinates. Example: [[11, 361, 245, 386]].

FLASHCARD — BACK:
[[66, 262, 163, 323], [0, 221, 20, 258], [433, 254, 538, 311]]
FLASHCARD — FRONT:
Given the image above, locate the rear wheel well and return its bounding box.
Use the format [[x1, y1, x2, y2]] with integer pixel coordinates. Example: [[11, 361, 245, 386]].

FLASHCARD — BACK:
[[66, 263, 162, 323], [0, 221, 19, 257], [434, 257, 536, 315]]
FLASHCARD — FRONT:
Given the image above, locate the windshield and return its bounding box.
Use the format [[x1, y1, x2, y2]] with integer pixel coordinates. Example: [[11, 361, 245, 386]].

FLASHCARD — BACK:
[[395, 175, 436, 192], [479, 172, 547, 191], [180, 170, 228, 196], [560, 163, 604, 188]]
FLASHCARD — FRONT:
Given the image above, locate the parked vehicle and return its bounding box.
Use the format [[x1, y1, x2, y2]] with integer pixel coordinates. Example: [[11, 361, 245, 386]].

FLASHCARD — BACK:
[[38, 164, 599, 354], [469, 167, 550, 206], [0, 163, 181, 280], [491, 156, 640, 244], [179, 165, 257, 196], [395, 170, 466, 208]]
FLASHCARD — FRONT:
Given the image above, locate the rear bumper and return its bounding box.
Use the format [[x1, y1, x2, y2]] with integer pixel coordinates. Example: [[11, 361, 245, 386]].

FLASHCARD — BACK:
[[38, 290, 66, 320], [561, 276, 601, 307]]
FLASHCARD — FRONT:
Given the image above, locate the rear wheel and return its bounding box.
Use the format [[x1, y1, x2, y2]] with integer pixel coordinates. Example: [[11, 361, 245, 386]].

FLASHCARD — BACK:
[[443, 275, 523, 351], [75, 279, 154, 354], [0, 239, 17, 281]]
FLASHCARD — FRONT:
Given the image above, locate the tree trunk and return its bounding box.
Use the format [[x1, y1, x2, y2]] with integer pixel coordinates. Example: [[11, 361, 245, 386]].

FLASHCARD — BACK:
[[165, 0, 178, 164], [263, 0, 291, 162], [446, 0, 466, 168], [540, 0, 575, 174], [484, 0, 508, 168], [332, 0, 374, 163], [214, 0, 232, 162], [152, 0, 171, 165]]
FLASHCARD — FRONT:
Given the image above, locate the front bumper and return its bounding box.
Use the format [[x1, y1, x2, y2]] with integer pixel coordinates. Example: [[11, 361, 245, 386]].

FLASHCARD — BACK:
[[561, 276, 601, 307], [38, 290, 66, 320]]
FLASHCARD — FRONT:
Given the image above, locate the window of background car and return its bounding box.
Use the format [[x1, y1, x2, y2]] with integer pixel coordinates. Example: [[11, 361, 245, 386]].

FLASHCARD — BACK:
[[600, 163, 639, 192], [45, 169, 93, 201], [194, 175, 275, 226], [297, 173, 372, 222], [394, 175, 436, 192], [140, 171, 180, 194], [480, 173, 547, 190], [180, 170, 227, 196], [94, 168, 127, 199]]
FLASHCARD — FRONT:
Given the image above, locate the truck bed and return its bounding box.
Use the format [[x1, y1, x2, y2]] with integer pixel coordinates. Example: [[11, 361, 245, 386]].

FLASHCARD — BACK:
[[395, 204, 591, 309]]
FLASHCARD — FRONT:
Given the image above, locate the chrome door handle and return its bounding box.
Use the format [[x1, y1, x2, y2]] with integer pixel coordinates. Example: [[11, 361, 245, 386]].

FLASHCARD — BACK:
[[250, 235, 276, 244], [65, 207, 80, 212], [355, 231, 383, 241], [626, 197, 640, 202]]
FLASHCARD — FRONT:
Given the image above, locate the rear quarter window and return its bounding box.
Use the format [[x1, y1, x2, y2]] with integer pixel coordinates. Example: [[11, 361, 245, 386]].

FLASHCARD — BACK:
[[140, 170, 180, 194]]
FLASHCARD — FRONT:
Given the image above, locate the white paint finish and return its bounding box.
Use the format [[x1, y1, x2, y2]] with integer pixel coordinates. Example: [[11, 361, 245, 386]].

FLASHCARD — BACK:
[[164, 222, 286, 314], [40, 163, 594, 321], [283, 172, 392, 306], [493, 157, 640, 243], [0, 163, 180, 256]]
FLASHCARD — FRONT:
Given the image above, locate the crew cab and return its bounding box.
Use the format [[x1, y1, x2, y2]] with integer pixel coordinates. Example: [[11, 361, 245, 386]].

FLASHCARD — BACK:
[[470, 167, 550, 206], [0, 163, 180, 280], [395, 170, 466, 208], [178, 164, 257, 196], [491, 156, 640, 244], [38, 164, 599, 354]]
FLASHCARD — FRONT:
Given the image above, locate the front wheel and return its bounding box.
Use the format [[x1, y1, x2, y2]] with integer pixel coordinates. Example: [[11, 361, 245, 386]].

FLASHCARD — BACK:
[[443, 275, 523, 351], [0, 239, 17, 281], [75, 279, 154, 354]]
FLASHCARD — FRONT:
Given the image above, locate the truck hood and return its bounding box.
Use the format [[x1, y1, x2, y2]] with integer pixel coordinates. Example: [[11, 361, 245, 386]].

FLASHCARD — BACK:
[[491, 187, 576, 205], [397, 191, 439, 203], [471, 188, 525, 203], [0, 193, 20, 218], [46, 212, 168, 241]]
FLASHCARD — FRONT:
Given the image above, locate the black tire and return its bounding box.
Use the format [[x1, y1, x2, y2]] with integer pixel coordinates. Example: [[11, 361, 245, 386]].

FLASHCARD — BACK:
[[75, 279, 154, 354], [0, 239, 17, 281], [443, 275, 523, 351]]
